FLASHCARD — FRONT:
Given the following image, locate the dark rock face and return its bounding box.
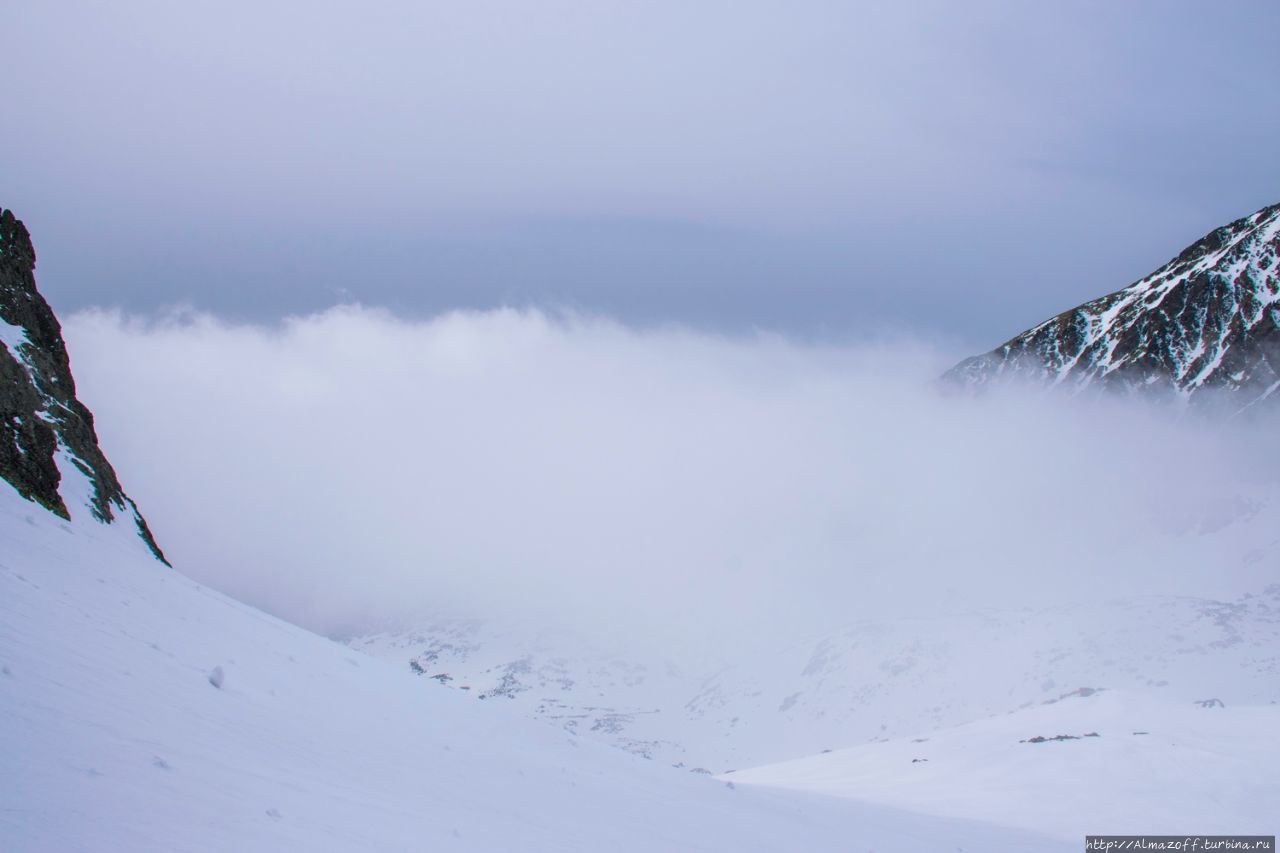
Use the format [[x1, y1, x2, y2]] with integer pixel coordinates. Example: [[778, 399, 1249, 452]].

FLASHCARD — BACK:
[[0, 208, 167, 563], [945, 203, 1280, 414]]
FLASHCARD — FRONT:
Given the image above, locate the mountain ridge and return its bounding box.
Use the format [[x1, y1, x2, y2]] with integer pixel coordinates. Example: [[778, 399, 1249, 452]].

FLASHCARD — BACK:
[[946, 202, 1280, 411], [0, 207, 166, 563]]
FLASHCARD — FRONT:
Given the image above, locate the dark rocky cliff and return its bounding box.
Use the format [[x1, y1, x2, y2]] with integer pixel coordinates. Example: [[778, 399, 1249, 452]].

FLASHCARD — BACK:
[[946, 202, 1280, 413], [0, 208, 167, 563]]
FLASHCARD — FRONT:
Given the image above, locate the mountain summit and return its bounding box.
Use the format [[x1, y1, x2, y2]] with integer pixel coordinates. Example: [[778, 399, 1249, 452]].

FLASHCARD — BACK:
[[946, 202, 1280, 411], [0, 207, 166, 562]]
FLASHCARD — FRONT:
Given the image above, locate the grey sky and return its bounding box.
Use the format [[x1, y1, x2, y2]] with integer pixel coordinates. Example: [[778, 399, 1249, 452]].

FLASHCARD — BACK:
[[4, 1, 1277, 349]]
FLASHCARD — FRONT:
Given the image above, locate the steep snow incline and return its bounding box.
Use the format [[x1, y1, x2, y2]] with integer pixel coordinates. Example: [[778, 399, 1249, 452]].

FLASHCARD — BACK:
[[0, 487, 1068, 852], [947, 202, 1280, 411], [730, 689, 1279, 841]]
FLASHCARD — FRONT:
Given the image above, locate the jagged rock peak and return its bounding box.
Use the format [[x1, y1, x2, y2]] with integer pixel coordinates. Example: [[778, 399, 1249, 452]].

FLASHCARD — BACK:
[[945, 202, 1280, 413], [0, 207, 168, 563]]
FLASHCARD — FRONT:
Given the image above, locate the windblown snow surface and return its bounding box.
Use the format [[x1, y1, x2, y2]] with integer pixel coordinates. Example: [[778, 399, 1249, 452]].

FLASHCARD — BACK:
[[0, 480, 1072, 852]]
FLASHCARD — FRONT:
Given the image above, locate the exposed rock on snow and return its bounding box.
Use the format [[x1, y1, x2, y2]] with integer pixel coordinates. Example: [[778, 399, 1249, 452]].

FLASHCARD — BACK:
[[0, 207, 166, 561]]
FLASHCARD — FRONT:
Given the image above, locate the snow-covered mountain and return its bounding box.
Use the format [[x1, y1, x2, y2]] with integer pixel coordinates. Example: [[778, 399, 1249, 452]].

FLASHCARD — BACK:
[[946, 202, 1280, 412], [0, 208, 166, 561]]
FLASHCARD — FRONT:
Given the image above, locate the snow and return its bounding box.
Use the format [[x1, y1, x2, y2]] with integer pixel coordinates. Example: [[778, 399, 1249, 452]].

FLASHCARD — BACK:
[[0, 484, 1069, 852], [52, 444, 108, 521], [0, 317, 29, 355], [730, 689, 1280, 841], [353, 576, 1280, 772], [5, 265, 1278, 847]]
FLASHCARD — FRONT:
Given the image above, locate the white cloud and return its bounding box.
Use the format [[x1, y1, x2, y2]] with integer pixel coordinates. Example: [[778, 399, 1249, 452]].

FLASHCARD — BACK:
[[64, 306, 1274, 646]]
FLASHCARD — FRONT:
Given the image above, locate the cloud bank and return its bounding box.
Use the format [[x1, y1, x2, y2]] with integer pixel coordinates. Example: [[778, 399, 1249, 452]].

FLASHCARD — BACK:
[[64, 307, 1276, 645]]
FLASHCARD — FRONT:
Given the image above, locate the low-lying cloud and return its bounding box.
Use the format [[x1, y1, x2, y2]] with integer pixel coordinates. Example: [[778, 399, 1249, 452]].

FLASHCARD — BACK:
[[64, 306, 1276, 646]]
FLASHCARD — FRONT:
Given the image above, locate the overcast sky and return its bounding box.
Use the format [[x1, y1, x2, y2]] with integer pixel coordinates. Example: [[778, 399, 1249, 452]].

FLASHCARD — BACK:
[[4, 1, 1278, 349]]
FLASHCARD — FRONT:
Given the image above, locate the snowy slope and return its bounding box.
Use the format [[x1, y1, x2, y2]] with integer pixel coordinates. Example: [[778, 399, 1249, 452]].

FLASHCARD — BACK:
[[678, 585, 1280, 767], [730, 689, 1280, 841], [0, 485, 1073, 852], [947, 202, 1280, 411], [349, 620, 715, 765], [352, 576, 1280, 773], [353, 483, 1280, 775]]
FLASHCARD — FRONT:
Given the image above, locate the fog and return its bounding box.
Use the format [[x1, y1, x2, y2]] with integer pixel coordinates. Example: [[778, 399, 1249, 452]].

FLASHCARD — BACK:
[[65, 307, 1273, 647]]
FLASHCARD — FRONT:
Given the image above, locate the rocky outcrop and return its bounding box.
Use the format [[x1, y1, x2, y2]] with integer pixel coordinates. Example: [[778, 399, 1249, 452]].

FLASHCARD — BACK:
[[946, 202, 1280, 413], [0, 208, 167, 563]]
